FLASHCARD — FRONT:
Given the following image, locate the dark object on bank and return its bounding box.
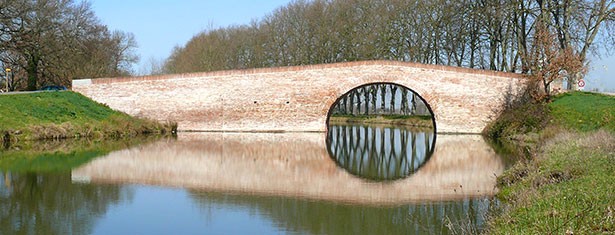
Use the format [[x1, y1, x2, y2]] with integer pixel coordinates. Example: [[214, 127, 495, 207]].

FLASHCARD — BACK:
[[40, 85, 68, 91]]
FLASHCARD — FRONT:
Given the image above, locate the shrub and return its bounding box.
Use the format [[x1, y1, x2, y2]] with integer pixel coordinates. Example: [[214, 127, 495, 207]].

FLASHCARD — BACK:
[[484, 86, 550, 139]]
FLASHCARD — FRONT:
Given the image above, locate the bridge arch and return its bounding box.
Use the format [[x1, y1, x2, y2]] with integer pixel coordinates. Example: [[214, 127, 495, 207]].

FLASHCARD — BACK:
[[324, 82, 437, 181], [325, 82, 437, 133]]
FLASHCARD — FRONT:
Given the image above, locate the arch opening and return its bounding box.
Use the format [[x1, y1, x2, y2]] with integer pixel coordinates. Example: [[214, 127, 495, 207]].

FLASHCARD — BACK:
[[325, 83, 437, 181]]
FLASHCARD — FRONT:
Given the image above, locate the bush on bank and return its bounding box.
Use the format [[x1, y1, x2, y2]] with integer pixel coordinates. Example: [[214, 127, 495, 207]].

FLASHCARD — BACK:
[[485, 91, 615, 234], [485, 91, 615, 139], [483, 88, 549, 141], [0, 91, 176, 143]]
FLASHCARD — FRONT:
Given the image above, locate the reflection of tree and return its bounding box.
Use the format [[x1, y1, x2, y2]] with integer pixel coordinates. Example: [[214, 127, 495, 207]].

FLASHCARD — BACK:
[[332, 84, 430, 116], [0, 172, 132, 234], [189, 191, 494, 235], [327, 125, 435, 181]]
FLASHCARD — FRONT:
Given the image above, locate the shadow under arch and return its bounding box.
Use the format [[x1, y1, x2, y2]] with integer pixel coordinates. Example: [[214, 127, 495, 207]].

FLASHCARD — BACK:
[[325, 82, 437, 181]]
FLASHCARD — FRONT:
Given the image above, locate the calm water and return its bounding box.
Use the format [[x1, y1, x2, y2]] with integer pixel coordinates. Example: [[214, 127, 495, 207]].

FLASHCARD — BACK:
[[1, 125, 513, 234], [327, 125, 435, 181]]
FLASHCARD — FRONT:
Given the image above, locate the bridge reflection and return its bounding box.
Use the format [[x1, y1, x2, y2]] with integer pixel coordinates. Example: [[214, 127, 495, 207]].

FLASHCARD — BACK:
[[327, 125, 435, 181], [72, 133, 504, 205]]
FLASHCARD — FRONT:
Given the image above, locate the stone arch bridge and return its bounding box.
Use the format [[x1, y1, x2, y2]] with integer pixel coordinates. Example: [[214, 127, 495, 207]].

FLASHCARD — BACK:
[[72, 61, 524, 133]]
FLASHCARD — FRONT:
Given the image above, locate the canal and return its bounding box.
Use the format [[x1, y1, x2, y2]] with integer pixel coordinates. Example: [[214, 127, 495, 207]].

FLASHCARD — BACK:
[[0, 125, 515, 234]]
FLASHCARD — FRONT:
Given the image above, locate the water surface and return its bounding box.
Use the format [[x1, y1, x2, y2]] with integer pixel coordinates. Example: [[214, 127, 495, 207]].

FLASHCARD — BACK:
[[1, 128, 510, 234]]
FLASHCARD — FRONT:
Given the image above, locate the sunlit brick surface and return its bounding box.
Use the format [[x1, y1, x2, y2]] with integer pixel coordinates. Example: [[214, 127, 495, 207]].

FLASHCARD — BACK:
[[72, 61, 524, 133]]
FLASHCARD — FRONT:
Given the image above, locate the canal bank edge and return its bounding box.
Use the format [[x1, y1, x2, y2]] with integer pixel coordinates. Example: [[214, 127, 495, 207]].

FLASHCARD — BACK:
[[483, 91, 615, 234], [0, 91, 177, 144], [328, 115, 434, 129]]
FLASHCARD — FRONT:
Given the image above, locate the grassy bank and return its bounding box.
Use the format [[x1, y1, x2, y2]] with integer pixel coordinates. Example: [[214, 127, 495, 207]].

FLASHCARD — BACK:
[[329, 114, 433, 128], [0, 91, 176, 143], [485, 92, 615, 234]]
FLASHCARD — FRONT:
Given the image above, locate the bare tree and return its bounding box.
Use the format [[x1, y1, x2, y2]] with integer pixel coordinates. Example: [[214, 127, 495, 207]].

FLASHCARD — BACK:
[[0, 0, 139, 90], [162, 0, 614, 94], [547, 0, 615, 89]]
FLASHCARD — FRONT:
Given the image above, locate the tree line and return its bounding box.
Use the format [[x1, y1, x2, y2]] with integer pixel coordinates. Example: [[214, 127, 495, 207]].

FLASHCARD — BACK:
[[1, 0, 138, 91], [332, 84, 429, 116], [164, 0, 614, 92]]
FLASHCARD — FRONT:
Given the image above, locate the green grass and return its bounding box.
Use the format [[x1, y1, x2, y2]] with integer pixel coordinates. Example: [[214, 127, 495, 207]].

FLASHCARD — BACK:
[[549, 92, 615, 132], [0, 91, 116, 127], [331, 114, 432, 120], [484, 91, 615, 140], [0, 91, 175, 141], [490, 131, 615, 234], [329, 114, 433, 128], [487, 91, 615, 234]]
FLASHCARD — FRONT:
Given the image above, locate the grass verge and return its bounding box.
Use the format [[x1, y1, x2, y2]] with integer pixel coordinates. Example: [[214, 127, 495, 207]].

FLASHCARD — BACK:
[[549, 92, 615, 132], [490, 130, 614, 234], [329, 114, 433, 128], [485, 92, 615, 234], [0, 91, 176, 143]]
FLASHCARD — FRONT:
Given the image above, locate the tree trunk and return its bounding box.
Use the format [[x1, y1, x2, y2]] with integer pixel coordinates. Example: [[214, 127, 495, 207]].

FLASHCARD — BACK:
[[349, 91, 356, 116], [390, 85, 398, 115], [355, 90, 362, 116], [363, 87, 369, 116], [371, 86, 377, 114], [401, 89, 408, 115], [26, 54, 40, 91], [380, 84, 386, 113], [411, 93, 417, 115], [566, 72, 581, 90]]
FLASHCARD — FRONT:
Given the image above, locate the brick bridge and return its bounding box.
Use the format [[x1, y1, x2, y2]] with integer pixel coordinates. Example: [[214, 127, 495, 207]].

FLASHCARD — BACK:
[[72, 60, 524, 133]]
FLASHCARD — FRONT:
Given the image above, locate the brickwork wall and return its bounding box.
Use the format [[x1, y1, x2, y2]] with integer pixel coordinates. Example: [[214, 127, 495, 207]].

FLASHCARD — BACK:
[[72, 60, 525, 133]]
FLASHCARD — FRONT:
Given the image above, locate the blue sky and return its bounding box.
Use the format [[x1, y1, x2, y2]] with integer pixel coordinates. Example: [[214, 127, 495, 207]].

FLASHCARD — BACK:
[[91, 0, 614, 91], [586, 54, 615, 91], [91, 0, 293, 74]]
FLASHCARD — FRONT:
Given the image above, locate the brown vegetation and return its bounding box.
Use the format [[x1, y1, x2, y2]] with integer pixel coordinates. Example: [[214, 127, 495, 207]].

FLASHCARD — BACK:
[[0, 0, 139, 91], [525, 23, 585, 101], [490, 129, 615, 234]]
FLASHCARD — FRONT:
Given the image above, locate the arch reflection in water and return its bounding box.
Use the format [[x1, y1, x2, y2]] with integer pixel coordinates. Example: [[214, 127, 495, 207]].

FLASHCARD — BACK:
[[327, 124, 435, 181]]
